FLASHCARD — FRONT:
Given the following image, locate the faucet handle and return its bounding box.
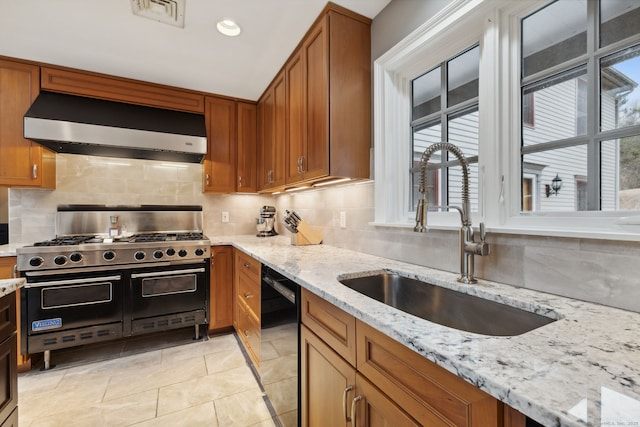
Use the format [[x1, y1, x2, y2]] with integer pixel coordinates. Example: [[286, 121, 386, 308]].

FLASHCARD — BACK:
[[480, 222, 486, 240]]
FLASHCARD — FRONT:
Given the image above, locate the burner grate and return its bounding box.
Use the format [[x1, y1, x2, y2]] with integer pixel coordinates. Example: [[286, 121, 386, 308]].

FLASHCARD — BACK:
[[34, 235, 96, 246]]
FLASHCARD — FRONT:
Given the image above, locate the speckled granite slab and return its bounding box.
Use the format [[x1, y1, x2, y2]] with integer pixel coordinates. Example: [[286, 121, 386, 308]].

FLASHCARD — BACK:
[[0, 278, 24, 297], [213, 235, 640, 427]]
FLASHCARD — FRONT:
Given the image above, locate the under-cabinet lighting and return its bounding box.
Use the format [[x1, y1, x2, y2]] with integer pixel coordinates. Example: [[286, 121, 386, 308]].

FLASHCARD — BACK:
[[285, 186, 311, 193], [313, 178, 352, 187]]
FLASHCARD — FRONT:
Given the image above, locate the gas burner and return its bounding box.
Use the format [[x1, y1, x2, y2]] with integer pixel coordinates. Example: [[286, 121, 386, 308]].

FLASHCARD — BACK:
[[176, 232, 204, 241], [33, 235, 96, 246], [131, 233, 168, 243]]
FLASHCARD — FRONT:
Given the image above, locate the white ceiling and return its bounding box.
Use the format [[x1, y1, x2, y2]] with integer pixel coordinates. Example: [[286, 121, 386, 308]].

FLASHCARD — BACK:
[[0, 0, 391, 101]]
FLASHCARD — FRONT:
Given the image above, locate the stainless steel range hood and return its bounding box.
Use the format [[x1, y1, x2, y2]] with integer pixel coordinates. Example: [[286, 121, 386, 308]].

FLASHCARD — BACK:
[[24, 91, 207, 163]]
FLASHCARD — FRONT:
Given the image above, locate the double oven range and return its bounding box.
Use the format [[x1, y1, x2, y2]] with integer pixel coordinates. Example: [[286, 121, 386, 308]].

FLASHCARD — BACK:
[[16, 205, 210, 369]]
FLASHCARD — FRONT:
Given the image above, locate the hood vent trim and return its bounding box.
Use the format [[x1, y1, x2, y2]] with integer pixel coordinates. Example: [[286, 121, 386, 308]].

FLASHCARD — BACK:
[[24, 91, 207, 164]]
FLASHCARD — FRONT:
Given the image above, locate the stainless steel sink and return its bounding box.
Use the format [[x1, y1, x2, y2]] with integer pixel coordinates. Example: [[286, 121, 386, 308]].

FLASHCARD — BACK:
[[338, 272, 556, 336]]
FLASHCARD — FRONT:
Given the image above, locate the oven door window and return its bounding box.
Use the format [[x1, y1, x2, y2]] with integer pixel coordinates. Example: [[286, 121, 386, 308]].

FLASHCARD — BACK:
[[42, 282, 113, 309], [141, 274, 197, 297]]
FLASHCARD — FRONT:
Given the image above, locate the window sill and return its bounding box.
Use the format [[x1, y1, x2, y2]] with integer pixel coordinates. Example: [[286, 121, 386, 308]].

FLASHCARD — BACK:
[[370, 220, 640, 241]]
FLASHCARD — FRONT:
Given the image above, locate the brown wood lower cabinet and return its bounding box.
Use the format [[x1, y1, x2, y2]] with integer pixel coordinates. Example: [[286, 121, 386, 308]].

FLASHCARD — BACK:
[[300, 288, 524, 427], [209, 246, 234, 333], [0, 292, 18, 426], [0, 257, 31, 372]]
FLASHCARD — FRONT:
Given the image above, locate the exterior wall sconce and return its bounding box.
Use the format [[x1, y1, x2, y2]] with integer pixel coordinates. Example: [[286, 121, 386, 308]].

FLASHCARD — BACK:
[[545, 174, 563, 197]]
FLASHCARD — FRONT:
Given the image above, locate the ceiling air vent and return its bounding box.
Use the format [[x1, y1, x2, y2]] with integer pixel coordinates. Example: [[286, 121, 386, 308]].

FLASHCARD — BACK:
[[130, 0, 185, 28]]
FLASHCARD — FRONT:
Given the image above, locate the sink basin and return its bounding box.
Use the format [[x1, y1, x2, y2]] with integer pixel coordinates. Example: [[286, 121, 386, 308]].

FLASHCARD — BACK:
[[338, 272, 556, 336]]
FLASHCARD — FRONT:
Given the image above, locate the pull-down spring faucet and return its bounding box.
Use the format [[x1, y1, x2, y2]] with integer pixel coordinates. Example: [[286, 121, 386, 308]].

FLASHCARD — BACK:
[[414, 142, 489, 284]]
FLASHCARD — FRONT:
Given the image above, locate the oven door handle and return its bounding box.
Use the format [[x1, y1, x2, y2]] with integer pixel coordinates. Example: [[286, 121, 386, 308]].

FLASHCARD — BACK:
[[131, 268, 205, 279], [24, 275, 122, 288]]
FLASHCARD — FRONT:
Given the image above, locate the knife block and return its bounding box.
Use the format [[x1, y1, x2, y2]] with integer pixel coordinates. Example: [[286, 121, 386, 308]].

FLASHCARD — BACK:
[[291, 221, 323, 245]]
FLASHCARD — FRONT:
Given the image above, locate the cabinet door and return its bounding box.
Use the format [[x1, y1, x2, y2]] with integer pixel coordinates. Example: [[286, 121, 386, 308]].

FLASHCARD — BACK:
[[0, 258, 29, 372], [285, 50, 306, 184], [353, 374, 420, 427], [258, 73, 285, 191], [203, 97, 237, 193], [209, 246, 234, 332], [237, 102, 257, 192], [301, 324, 355, 427], [0, 60, 55, 188], [303, 18, 329, 181]]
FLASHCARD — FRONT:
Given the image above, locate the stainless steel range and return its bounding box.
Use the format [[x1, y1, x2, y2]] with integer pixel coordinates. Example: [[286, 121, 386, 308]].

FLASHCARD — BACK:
[[16, 205, 211, 369]]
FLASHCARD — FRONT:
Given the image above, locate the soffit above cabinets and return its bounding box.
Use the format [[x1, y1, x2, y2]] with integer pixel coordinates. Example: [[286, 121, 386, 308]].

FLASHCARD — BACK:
[[0, 0, 391, 101]]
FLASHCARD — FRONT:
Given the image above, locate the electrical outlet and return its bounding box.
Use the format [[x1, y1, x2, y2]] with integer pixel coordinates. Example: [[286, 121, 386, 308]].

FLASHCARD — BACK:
[[339, 211, 347, 228], [221, 211, 230, 223]]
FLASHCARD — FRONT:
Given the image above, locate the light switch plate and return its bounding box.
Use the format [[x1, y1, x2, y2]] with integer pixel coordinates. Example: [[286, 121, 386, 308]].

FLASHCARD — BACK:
[[221, 211, 230, 223], [339, 211, 346, 228]]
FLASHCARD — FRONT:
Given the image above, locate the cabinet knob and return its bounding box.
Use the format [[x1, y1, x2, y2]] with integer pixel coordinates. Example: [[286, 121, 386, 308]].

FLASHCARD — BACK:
[[243, 262, 250, 269], [243, 292, 254, 299]]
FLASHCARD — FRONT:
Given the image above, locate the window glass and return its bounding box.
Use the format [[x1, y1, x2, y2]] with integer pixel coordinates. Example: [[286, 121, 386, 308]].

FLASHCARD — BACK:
[[600, 0, 640, 48], [447, 108, 479, 209], [600, 46, 640, 132], [522, 66, 588, 147], [522, 145, 589, 211], [448, 46, 479, 107], [412, 67, 441, 120], [522, 0, 587, 78], [601, 135, 640, 211], [412, 122, 442, 210], [411, 46, 479, 215]]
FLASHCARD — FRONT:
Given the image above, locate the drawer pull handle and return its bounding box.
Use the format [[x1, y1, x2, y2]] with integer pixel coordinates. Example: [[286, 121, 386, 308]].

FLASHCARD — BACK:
[[243, 330, 250, 337], [351, 395, 362, 426], [32, 164, 38, 179], [343, 386, 353, 421], [243, 292, 254, 299], [205, 174, 210, 185]]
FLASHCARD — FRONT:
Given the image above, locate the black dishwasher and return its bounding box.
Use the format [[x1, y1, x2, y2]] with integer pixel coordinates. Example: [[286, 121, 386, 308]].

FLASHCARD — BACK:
[[261, 266, 300, 427]]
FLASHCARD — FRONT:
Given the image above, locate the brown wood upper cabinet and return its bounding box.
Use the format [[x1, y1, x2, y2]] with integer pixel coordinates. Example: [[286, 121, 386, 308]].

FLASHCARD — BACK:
[[258, 71, 286, 191], [203, 97, 258, 194], [236, 102, 258, 192], [40, 66, 205, 113], [203, 96, 237, 193], [0, 60, 56, 188], [281, 6, 371, 188]]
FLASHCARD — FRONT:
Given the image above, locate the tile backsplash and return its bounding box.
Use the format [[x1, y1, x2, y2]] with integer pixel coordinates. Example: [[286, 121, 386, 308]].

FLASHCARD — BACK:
[[9, 153, 640, 313]]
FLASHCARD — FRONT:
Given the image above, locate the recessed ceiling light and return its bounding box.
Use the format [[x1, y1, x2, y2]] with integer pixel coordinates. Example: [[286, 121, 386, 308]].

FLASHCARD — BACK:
[[216, 19, 241, 37]]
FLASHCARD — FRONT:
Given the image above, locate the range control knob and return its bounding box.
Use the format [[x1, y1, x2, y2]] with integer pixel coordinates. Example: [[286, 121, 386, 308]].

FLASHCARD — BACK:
[[103, 251, 116, 261], [29, 257, 44, 267], [166, 248, 176, 256], [153, 250, 164, 259], [134, 251, 146, 261], [195, 248, 204, 256], [178, 249, 188, 257], [54, 255, 68, 266], [69, 252, 83, 263]]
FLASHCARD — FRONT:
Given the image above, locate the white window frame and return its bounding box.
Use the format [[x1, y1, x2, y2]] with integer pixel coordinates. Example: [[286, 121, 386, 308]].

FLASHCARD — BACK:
[[373, 0, 640, 241]]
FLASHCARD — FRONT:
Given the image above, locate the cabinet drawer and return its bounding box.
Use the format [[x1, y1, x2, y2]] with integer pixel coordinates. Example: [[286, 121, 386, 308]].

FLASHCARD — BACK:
[[301, 289, 356, 366], [237, 270, 260, 318], [235, 250, 261, 283], [236, 301, 260, 367], [356, 320, 501, 427]]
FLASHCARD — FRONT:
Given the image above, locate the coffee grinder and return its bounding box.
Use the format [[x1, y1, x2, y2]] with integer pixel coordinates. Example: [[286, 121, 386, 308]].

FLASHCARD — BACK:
[[256, 205, 278, 237]]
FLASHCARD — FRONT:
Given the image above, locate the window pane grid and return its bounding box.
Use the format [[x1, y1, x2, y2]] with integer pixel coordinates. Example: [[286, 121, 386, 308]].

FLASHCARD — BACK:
[[521, 0, 640, 213]]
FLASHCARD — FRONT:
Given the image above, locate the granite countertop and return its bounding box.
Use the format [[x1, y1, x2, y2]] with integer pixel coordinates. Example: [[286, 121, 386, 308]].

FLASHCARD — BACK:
[[0, 243, 27, 257], [213, 235, 640, 427], [0, 278, 24, 296]]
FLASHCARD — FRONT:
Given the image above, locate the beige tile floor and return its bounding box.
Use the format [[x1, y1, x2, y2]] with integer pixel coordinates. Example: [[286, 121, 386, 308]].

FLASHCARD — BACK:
[[17, 329, 286, 426]]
